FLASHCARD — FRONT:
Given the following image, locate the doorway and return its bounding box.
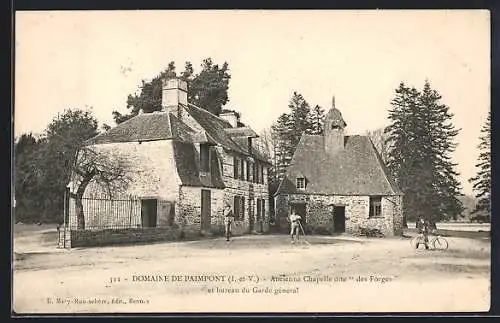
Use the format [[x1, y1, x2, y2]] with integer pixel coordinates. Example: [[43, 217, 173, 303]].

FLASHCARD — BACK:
[[201, 190, 211, 231], [291, 203, 307, 225], [141, 199, 158, 228], [333, 206, 346, 233]]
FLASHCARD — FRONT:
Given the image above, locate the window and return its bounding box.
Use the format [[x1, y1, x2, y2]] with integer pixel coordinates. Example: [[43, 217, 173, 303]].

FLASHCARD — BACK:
[[233, 156, 239, 179], [200, 144, 210, 172], [246, 161, 252, 182], [256, 199, 262, 220], [233, 195, 245, 221], [240, 159, 245, 180], [260, 164, 264, 184], [253, 162, 258, 183], [296, 177, 305, 189], [369, 196, 382, 217], [254, 162, 260, 183]]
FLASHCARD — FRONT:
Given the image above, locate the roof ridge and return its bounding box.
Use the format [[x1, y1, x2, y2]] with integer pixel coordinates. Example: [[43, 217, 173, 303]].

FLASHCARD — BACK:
[[184, 103, 234, 127], [183, 103, 253, 156]]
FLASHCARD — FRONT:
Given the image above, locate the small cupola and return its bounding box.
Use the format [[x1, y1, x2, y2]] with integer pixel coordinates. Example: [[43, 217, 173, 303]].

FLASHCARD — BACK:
[[324, 95, 347, 154]]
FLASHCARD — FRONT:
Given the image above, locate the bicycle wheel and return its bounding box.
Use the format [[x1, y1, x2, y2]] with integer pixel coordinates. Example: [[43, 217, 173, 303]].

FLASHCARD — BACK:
[[433, 237, 448, 250], [410, 236, 421, 249]]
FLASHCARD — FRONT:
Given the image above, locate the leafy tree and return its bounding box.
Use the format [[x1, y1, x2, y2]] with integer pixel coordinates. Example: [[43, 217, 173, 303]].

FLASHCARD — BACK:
[[469, 112, 491, 220], [13, 133, 44, 223], [13, 109, 132, 226], [70, 146, 132, 230], [112, 58, 231, 123]]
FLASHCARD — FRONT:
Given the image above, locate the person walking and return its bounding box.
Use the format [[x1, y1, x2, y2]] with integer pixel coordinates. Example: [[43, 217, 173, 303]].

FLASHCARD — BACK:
[[223, 203, 234, 242], [289, 209, 301, 244]]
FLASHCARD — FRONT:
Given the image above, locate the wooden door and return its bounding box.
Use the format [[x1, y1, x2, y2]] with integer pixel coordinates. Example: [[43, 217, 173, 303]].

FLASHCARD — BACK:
[[141, 199, 158, 228], [201, 190, 211, 231], [333, 206, 346, 233], [291, 203, 307, 233]]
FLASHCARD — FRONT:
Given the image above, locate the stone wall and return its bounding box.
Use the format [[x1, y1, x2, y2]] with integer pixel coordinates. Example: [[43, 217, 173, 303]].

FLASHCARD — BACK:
[[74, 140, 181, 202], [220, 150, 269, 235], [177, 186, 226, 235], [275, 193, 403, 236], [62, 227, 201, 248]]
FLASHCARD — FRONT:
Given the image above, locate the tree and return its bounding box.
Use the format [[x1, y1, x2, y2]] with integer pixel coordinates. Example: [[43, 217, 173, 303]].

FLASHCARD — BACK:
[[188, 58, 230, 116], [384, 81, 464, 224], [112, 58, 231, 123], [420, 81, 464, 220], [271, 92, 326, 181], [469, 112, 491, 220], [272, 111, 295, 181], [13, 133, 44, 223], [366, 127, 389, 162], [306, 105, 325, 135], [70, 146, 132, 230]]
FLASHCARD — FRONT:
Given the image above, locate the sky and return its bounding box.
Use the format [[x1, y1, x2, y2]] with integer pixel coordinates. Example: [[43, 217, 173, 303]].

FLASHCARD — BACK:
[[15, 10, 490, 196]]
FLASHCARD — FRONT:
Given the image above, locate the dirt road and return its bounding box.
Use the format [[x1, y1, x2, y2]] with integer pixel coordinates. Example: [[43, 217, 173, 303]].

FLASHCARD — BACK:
[[12, 226, 490, 313]]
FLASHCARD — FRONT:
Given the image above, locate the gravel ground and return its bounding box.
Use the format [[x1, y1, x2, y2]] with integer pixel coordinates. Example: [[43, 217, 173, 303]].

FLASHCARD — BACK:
[[12, 225, 491, 314]]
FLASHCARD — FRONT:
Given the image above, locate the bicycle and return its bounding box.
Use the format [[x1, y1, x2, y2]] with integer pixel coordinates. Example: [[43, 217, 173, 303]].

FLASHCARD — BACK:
[[410, 230, 448, 250]]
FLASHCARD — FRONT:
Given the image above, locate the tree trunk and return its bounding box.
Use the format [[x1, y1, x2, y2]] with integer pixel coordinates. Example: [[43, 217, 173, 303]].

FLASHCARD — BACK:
[[75, 196, 85, 230], [75, 171, 95, 230]]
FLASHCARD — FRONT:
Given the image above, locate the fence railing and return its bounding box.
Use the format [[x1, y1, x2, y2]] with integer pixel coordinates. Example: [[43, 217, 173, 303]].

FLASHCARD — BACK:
[[67, 196, 142, 231]]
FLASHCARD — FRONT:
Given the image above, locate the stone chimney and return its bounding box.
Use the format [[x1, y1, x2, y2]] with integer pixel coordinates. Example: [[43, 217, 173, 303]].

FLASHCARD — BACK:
[[324, 96, 347, 154], [219, 110, 240, 128], [162, 76, 188, 118]]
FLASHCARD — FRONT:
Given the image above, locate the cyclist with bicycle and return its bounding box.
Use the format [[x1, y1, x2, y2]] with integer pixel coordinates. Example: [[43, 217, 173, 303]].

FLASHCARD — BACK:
[[416, 216, 430, 250]]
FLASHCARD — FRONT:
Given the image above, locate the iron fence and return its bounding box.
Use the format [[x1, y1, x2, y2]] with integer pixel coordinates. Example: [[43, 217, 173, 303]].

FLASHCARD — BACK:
[[67, 195, 142, 230]]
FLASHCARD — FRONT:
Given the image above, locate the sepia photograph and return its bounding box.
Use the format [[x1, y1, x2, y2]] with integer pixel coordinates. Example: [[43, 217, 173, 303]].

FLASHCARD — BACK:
[[12, 9, 491, 314]]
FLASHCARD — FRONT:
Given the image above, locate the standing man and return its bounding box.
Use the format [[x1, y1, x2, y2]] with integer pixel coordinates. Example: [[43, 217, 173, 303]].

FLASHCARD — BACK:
[[223, 203, 234, 242], [416, 216, 430, 249], [289, 208, 301, 244]]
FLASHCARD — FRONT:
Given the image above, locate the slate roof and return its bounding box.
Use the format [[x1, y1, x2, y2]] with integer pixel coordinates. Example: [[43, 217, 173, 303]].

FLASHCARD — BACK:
[[85, 112, 196, 145], [172, 141, 225, 189], [84, 101, 268, 188], [183, 103, 270, 163], [325, 107, 347, 128], [276, 134, 402, 196], [232, 137, 272, 165], [85, 112, 174, 145], [225, 127, 258, 138]]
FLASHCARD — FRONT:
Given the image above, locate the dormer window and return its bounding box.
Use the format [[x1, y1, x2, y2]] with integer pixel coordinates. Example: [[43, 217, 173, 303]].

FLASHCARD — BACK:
[[200, 144, 210, 172], [296, 177, 306, 189]]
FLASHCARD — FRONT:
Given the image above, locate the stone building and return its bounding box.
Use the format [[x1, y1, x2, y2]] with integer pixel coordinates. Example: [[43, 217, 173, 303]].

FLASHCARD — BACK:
[[274, 99, 404, 236], [67, 76, 271, 238]]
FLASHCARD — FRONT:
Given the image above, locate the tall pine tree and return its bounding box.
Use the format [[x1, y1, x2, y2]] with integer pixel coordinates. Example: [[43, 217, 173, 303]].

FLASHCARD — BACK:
[[385, 81, 463, 224], [420, 81, 463, 221], [306, 105, 325, 135], [469, 111, 491, 220], [270, 92, 316, 180]]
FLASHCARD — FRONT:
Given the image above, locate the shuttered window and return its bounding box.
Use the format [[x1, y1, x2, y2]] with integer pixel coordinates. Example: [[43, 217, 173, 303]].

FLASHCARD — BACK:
[[233, 195, 246, 221], [246, 161, 252, 182], [200, 144, 210, 172], [233, 156, 239, 179]]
